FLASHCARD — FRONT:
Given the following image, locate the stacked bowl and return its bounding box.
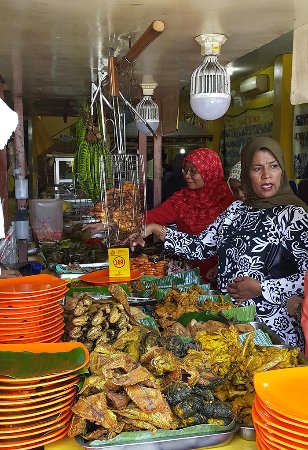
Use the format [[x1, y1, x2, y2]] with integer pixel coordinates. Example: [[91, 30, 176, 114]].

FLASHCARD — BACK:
[[0, 342, 89, 449], [253, 366, 308, 450], [0, 274, 67, 343]]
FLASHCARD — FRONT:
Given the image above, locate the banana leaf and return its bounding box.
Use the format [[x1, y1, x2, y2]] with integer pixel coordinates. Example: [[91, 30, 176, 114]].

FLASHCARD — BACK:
[[222, 305, 256, 323], [0, 347, 88, 379], [198, 294, 233, 303], [239, 329, 272, 346], [66, 284, 131, 297], [87, 418, 236, 446], [137, 316, 159, 330], [177, 310, 230, 327], [144, 283, 211, 300], [137, 269, 200, 290]]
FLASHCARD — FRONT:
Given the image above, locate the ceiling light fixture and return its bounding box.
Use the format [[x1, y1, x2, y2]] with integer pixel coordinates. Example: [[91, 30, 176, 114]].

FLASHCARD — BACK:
[[135, 83, 159, 135], [190, 33, 231, 121]]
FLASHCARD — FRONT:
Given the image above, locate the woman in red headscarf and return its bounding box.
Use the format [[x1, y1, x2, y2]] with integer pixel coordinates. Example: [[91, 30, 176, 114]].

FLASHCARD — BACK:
[[144, 148, 234, 279]]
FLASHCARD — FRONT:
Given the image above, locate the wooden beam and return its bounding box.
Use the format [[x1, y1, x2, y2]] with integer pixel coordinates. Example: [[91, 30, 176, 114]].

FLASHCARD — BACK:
[[153, 123, 162, 207], [118, 20, 165, 72], [13, 95, 28, 262]]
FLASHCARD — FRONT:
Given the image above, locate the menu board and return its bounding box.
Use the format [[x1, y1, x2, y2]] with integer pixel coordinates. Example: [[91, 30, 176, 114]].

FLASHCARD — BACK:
[[222, 107, 273, 174]]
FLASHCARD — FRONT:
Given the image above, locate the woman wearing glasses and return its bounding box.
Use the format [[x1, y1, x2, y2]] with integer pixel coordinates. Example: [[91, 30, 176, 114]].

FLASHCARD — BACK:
[[143, 147, 234, 280], [83, 148, 234, 281]]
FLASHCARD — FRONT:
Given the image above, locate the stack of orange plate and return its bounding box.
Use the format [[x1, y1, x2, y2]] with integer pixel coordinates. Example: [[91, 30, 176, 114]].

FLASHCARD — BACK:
[[253, 367, 308, 450], [0, 342, 89, 449], [0, 274, 67, 343]]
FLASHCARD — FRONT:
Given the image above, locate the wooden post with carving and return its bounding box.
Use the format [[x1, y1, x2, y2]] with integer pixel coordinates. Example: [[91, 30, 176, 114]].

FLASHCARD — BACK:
[[14, 95, 28, 262]]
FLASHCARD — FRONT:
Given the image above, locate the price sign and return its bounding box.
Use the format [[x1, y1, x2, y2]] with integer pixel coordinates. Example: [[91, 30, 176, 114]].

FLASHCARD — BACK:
[[108, 247, 130, 278]]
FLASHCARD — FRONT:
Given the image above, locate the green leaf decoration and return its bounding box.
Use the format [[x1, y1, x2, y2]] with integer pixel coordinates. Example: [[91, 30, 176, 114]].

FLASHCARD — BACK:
[[66, 284, 131, 297], [177, 310, 230, 327], [138, 269, 201, 290], [137, 316, 159, 330], [0, 348, 87, 379], [86, 418, 236, 446], [222, 305, 256, 323]]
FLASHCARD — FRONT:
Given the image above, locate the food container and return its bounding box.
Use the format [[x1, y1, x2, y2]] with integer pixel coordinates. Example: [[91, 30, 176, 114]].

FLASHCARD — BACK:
[[75, 426, 239, 450], [29, 199, 63, 242], [238, 426, 256, 441]]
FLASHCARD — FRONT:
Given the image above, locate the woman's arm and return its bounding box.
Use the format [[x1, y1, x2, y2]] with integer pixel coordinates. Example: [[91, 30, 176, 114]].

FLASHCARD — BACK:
[[144, 198, 178, 225]]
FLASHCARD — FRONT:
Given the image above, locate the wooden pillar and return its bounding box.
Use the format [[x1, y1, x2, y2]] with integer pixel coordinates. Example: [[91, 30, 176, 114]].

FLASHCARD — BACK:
[[0, 85, 9, 232], [138, 131, 147, 210], [272, 54, 294, 178], [153, 123, 162, 207], [138, 131, 147, 168], [13, 95, 28, 262]]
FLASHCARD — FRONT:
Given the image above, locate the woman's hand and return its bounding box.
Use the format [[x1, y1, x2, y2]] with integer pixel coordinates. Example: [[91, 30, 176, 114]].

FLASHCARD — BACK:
[[121, 224, 164, 251], [205, 265, 218, 282], [227, 276, 262, 304], [0, 268, 22, 279], [286, 295, 303, 317], [82, 222, 105, 236]]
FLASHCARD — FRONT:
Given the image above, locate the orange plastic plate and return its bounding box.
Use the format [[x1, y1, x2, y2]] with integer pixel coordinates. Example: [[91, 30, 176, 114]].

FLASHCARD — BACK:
[[255, 396, 308, 427], [0, 422, 70, 449], [254, 367, 308, 422], [79, 268, 142, 285], [252, 404, 308, 438], [0, 374, 79, 392], [0, 409, 71, 434], [0, 410, 72, 440], [0, 274, 67, 295], [0, 316, 64, 334], [0, 390, 76, 414]]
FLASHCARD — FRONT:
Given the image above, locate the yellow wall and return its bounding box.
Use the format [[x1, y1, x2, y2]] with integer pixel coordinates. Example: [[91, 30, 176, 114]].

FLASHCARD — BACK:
[[272, 54, 294, 178], [40, 116, 76, 139]]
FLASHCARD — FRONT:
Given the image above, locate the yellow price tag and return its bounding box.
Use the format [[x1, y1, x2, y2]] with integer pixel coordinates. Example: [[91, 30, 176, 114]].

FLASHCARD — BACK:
[[108, 248, 131, 278]]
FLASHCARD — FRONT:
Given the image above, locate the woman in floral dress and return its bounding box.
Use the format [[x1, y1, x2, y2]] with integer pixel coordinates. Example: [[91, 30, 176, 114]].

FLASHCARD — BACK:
[[135, 137, 308, 349]]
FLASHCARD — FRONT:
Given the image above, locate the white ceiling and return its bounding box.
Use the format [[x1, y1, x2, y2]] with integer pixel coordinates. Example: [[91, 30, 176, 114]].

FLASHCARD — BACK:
[[0, 0, 307, 116]]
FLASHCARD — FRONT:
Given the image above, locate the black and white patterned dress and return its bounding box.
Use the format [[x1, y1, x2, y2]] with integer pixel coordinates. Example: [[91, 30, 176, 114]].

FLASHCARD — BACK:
[[164, 200, 308, 349]]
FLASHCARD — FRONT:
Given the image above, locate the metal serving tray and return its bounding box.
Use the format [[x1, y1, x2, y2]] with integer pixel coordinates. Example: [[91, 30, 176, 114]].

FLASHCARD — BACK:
[[75, 427, 239, 450], [248, 320, 308, 364], [248, 321, 283, 344]]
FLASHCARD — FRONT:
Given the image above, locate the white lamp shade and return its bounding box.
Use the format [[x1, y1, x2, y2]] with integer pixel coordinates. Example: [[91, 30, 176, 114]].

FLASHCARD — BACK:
[[135, 95, 159, 135], [136, 119, 159, 135], [190, 93, 231, 120], [0, 98, 18, 149]]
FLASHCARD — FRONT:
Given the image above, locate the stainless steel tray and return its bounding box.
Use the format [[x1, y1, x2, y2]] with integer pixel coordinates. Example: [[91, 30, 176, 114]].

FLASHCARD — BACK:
[[237, 426, 256, 441], [75, 427, 238, 450], [248, 321, 283, 344]]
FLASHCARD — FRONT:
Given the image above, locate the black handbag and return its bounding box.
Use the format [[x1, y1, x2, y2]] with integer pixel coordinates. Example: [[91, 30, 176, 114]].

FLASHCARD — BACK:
[[264, 244, 298, 279]]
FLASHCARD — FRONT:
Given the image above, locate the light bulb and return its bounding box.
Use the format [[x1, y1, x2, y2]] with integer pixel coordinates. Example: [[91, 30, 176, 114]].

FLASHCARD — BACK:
[[135, 94, 159, 135], [190, 93, 231, 120], [136, 119, 159, 135]]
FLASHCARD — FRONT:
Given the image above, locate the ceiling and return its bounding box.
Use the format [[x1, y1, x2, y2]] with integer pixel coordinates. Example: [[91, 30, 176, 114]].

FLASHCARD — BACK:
[[0, 0, 307, 117]]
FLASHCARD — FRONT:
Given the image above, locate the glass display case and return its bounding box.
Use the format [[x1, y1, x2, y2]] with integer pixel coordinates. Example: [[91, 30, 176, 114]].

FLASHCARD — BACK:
[[54, 157, 74, 185]]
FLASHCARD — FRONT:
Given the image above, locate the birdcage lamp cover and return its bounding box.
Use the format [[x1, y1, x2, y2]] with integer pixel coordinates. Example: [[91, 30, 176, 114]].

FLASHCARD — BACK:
[[190, 33, 231, 120], [135, 83, 159, 134]]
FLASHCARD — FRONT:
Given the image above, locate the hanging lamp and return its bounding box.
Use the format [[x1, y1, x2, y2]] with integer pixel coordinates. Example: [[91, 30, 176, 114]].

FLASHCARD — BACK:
[[190, 33, 231, 120], [135, 83, 159, 134]]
